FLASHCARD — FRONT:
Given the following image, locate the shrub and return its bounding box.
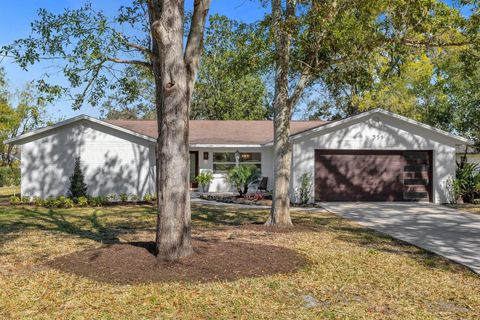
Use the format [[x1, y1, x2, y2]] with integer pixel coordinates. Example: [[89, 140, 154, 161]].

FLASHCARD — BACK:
[[21, 196, 31, 204], [195, 171, 214, 192], [88, 196, 108, 207], [77, 196, 89, 207], [143, 193, 157, 202], [129, 194, 139, 202], [119, 193, 129, 202], [297, 173, 313, 205], [9, 196, 21, 205], [62, 198, 75, 208], [44, 196, 61, 208], [0, 163, 20, 187], [145, 193, 157, 202], [32, 196, 45, 207], [57, 196, 67, 206], [107, 193, 119, 202], [454, 162, 480, 203], [227, 165, 261, 197], [68, 156, 88, 199], [57, 196, 75, 208]]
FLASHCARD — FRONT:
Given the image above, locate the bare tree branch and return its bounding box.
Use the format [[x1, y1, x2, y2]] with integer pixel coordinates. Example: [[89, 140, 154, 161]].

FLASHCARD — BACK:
[[111, 29, 156, 58], [125, 41, 154, 55], [389, 38, 471, 48], [288, 69, 314, 109], [106, 57, 151, 68], [184, 0, 212, 95]]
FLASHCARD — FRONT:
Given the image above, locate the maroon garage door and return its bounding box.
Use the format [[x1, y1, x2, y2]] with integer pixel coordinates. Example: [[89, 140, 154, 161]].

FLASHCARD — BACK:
[[314, 150, 433, 202]]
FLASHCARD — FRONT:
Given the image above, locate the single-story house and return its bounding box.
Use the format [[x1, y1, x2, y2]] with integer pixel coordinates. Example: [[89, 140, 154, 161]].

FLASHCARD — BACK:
[[4, 108, 472, 203]]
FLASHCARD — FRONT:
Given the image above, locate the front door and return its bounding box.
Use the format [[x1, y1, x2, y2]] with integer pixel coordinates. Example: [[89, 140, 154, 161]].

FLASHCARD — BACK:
[[189, 151, 199, 189]]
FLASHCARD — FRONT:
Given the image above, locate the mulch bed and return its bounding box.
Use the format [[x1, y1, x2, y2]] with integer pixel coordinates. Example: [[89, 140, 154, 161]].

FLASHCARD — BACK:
[[198, 194, 320, 208], [47, 239, 308, 284], [199, 194, 273, 206]]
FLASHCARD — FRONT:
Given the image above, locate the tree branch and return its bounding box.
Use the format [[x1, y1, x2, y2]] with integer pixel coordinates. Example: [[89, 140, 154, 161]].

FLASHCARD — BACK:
[[389, 38, 471, 48], [184, 0, 212, 95], [125, 41, 153, 55], [288, 69, 314, 109], [111, 28, 156, 58], [106, 57, 151, 68]]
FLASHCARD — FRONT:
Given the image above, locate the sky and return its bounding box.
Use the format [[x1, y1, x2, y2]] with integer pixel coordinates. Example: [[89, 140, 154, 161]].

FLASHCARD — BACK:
[[0, 0, 267, 119], [0, 1, 473, 120]]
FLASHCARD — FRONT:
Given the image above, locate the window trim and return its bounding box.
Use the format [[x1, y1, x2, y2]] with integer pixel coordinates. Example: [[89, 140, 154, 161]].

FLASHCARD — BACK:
[[212, 152, 262, 174]]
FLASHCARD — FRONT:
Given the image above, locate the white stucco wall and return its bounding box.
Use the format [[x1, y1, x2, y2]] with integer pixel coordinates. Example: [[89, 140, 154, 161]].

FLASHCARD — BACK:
[[19, 120, 156, 198], [191, 147, 274, 193], [291, 113, 460, 204]]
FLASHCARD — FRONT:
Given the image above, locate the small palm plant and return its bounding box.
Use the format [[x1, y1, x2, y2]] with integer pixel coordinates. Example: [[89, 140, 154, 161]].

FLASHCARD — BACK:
[[227, 165, 261, 197]]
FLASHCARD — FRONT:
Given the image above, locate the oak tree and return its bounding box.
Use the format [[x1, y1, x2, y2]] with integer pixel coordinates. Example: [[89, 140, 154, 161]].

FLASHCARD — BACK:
[[265, 0, 473, 226], [3, 0, 212, 260]]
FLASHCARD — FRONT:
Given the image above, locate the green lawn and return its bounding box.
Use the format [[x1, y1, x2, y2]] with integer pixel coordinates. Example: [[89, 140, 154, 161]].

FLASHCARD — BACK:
[[448, 204, 480, 215], [0, 188, 479, 319], [0, 185, 19, 204]]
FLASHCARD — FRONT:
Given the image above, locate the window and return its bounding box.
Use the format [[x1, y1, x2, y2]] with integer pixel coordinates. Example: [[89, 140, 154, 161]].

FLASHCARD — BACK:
[[212, 152, 262, 173]]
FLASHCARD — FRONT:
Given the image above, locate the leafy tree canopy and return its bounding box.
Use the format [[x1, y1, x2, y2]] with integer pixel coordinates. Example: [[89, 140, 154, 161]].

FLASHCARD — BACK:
[[2, 1, 153, 110], [191, 15, 270, 120], [263, 0, 480, 145], [102, 14, 271, 120], [0, 67, 48, 164]]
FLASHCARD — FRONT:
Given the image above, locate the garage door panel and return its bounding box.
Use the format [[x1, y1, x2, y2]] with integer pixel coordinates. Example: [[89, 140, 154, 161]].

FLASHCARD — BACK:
[[315, 150, 432, 202]]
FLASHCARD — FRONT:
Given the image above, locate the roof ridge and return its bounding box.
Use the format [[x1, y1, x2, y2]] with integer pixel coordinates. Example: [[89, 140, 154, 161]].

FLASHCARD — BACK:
[[106, 119, 326, 122]]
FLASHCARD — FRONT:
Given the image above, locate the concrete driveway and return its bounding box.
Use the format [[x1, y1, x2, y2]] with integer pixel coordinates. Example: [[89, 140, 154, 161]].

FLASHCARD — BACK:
[[319, 202, 480, 274]]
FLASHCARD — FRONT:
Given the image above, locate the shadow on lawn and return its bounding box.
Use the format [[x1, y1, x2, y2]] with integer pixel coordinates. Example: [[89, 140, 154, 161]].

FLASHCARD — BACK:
[[331, 224, 471, 273], [0, 203, 471, 274], [0, 203, 337, 254], [0, 205, 157, 248], [192, 204, 340, 229]]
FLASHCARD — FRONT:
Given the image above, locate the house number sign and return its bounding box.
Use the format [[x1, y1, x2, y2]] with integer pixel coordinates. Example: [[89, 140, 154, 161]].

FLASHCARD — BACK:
[[372, 134, 385, 140]]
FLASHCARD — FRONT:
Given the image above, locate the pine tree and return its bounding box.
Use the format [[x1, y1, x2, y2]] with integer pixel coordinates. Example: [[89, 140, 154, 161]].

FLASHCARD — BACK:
[[68, 156, 88, 199]]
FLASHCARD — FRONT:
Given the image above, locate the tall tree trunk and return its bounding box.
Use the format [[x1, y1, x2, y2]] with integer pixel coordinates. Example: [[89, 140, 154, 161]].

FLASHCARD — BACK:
[[266, 0, 295, 227], [148, 0, 210, 260]]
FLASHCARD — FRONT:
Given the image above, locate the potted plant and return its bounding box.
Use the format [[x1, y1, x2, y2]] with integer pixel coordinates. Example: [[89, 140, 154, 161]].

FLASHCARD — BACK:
[[195, 171, 214, 192]]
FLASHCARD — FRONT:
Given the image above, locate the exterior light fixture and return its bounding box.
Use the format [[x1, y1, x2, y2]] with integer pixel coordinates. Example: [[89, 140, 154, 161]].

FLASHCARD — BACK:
[[235, 150, 240, 166]]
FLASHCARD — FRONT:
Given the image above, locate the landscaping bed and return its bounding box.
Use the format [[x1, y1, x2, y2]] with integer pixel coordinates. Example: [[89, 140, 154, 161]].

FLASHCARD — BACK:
[[48, 237, 307, 284], [199, 193, 273, 206], [199, 193, 319, 208]]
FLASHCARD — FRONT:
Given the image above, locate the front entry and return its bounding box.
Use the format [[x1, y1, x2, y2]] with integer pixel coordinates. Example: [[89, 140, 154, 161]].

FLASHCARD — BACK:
[[189, 151, 199, 189]]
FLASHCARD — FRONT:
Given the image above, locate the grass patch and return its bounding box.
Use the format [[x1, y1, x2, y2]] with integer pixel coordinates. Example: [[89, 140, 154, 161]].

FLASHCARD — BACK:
[[448, 204, 480, 215], [0, 192, 479, 318], [0, 185, 20, 204]]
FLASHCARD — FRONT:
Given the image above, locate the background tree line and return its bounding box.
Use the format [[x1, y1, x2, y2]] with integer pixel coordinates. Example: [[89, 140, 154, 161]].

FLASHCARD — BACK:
[[101, 6, 480, 150]]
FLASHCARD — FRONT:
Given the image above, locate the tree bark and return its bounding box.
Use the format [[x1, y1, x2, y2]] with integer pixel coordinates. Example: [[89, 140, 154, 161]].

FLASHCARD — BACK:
[[148, 0, 210, 260], [266, 0, 296, 227]]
